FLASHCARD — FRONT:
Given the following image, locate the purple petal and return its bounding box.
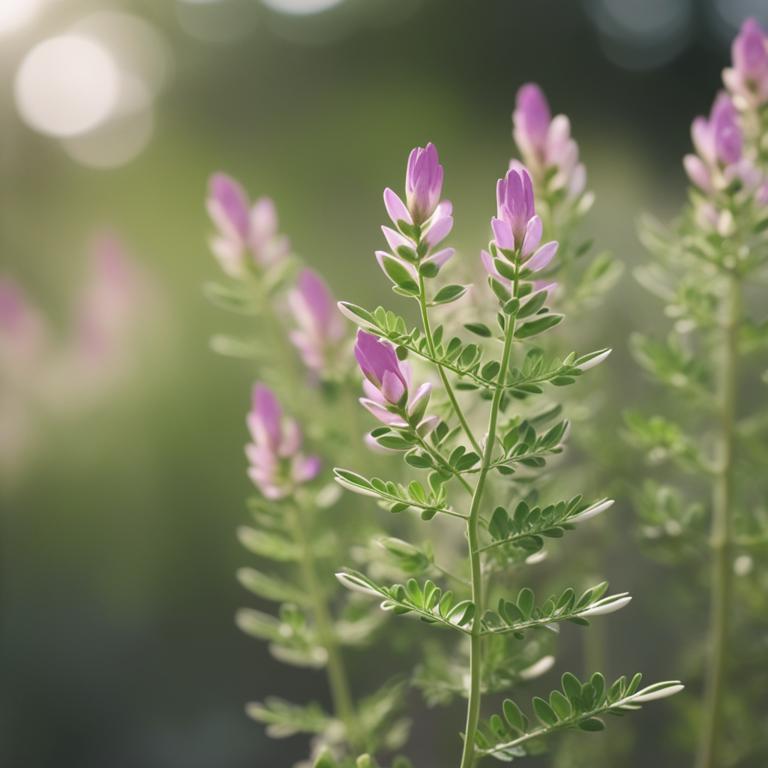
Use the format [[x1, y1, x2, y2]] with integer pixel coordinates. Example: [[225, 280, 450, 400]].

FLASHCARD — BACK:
[[381, 226, 412, 253], [521, 215, 543, 258], [683, 154, 712, 192], [527, 240, 558, 272], [424, 214, 453, 248], [384, 188, 412, 227], [251, 384, 282, 448], [359, 398, 408, 427], [381, 369, 406, 403], [514, 83, 551, 151], [491, 217, 515, 251], [208, 173, 250, 239], [733, 18, 768, 78], [293, 454, 321, 482], [355, 330, 403, 388], [424, 247, 454, 267]]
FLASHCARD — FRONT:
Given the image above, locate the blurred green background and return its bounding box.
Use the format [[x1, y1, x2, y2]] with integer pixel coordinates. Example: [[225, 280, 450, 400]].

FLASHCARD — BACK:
[[1, 1, 766, 766]]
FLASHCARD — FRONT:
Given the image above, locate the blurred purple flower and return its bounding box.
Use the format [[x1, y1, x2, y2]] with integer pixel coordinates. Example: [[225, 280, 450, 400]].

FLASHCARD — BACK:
[[288, 268, 345, 376], [0, 278, 47, 373], [246, 383, 320, 499], [74, 234, 141, 369], [354, 330, 436, 433], [723, 18, 768, 108], [207, 173, 290, 277], [684, 92, 756, 194], [512, 83, 587, 201]]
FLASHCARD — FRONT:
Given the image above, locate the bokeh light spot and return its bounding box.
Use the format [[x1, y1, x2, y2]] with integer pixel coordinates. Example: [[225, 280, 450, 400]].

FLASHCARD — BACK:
[[14, 35, 120, 138], [261, 0, 345, 16], [0, 0, 43, 36]]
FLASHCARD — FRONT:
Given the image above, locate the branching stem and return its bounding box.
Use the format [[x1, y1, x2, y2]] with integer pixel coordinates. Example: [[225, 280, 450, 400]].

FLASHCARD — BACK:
[[459, 279, 518, 768], [418, 273, 482, 454]]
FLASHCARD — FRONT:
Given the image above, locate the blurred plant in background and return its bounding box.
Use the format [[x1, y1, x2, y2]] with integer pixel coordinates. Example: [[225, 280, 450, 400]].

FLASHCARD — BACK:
[[204, 174, 412, 766], [0, 233, 152, 483], [628, 17, 768, 768]]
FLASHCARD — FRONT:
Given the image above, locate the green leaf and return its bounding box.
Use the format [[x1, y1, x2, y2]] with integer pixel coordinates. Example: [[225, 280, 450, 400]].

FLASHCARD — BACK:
[[464, 322, 492, 337], [532, 696, 558, 726], [515, 314, 563, 339], [579, 717, 605, 732], [380, 254, 419, 294], [433, 284, 469, 305], [237, 568, 309, 605]]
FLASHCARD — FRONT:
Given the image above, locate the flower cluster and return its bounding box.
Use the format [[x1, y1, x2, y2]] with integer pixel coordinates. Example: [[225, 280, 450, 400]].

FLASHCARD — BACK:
[[481, 166, 558, 294], [512, 83, 588, 205], [683, 18, 768, 234], [379, 143, 454, 280], [288, 269, 346, 377], [355, 330, 436, 435], [246, 383, 320, 499], [207, 173, 350, 382], [723, 17, 768, 110], [684, 93, 749, 195], [207, 173, 290, 277]]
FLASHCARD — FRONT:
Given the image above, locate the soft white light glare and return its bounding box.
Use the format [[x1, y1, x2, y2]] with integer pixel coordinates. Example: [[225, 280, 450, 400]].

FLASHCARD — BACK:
[[15, 35, 120, 138], [261, 0, 344, 16], [0, 0, 43, 36]]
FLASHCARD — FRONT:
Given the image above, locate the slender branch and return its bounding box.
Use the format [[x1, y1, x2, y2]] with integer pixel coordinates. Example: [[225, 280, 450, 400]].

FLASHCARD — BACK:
[[695, 273, 740, 768], [285, 501, 365, 753], [413, 433, 474, 495], [418, 273, 482, 453], [459, 291, 518, 768]]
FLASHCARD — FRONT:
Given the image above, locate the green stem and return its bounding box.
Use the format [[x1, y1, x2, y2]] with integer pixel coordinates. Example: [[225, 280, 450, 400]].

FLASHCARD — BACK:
[[413, 433, 473, 495], [459, 317, 517, 768], [418, 273, 482, 454], [695, 273, 740, 768], [286, 500, 365, 754]]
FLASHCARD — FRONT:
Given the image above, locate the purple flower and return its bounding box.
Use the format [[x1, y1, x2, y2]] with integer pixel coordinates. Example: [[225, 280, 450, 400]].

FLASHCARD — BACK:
[[246, 384, 321, 499], [288, 268, 345, 376], [0, 278, 47, 371], [491, 167, 558, 266], [354, 330, 436, 433], [482, 166, 559, 295], [724, 18, 768, 107], [684, 92, 750, 194], [512, 83, 588, 201], [494, 166, 537, 249], [379, 144, 454, 280], [513, 84, 551, 159], [405, 143, 444, 224], [207, 173, 290, 277]]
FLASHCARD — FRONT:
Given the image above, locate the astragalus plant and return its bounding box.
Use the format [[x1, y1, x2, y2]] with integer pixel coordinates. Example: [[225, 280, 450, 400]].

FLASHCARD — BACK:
[[335, 143, 681, 766], [205, 175, 410, 765], [628, 17, 768, 768]]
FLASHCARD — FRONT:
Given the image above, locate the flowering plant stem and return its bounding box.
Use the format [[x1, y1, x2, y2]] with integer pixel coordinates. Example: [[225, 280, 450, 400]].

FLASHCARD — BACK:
[[459, 277, 518, 768], [286, 498, 365, 753], [696, 273, 740, 768]]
